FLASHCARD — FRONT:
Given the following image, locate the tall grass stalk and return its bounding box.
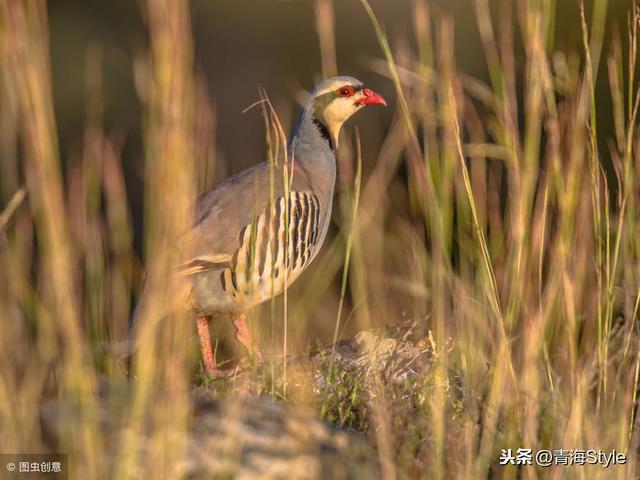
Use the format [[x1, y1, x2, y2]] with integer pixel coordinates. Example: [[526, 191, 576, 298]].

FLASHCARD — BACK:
[[332, 129, 362, 347]]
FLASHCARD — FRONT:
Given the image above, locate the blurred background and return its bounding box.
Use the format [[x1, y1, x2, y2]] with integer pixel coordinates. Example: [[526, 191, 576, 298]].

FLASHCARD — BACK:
[[43, 0, 632, 176], [12, 0, 629, 345], [43, 0, 633, 194]]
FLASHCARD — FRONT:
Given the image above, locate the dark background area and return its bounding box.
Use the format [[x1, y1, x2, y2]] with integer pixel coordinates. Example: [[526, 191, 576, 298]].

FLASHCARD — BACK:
[[46, 0, 633, 258]]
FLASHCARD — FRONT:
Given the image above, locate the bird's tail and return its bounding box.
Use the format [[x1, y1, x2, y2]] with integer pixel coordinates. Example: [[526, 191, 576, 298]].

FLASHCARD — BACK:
[[109, 295, 148, 361], [109, 278, 190, 362]]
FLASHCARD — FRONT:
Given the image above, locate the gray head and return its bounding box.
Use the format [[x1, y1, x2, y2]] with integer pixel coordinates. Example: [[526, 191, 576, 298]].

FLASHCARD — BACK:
[[305, 76, 386, 148]]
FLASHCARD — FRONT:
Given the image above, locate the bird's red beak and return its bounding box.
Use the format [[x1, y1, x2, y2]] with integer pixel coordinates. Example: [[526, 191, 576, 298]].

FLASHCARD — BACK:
[[356, 88, 387, 106]]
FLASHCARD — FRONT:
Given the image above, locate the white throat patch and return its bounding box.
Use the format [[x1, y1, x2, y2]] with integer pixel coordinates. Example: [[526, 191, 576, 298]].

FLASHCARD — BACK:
[[320, 98, 363, 148]]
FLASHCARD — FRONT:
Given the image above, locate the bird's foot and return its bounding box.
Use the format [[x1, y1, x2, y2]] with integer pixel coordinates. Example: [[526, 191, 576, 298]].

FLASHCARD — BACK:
[[232, 313, 264, 363], [249, 346, 264, 363]]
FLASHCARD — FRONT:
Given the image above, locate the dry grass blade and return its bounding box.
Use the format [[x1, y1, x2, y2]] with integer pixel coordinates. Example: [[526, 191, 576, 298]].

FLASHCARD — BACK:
[[0, 187, 26, 232]]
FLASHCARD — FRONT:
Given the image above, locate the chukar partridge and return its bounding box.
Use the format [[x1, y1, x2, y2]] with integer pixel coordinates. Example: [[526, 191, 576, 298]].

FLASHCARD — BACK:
[[133, 76, 385, 377]]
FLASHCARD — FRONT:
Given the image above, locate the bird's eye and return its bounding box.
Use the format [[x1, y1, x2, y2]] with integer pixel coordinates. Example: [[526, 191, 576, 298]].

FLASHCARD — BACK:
[[338, 86, 355, 97]]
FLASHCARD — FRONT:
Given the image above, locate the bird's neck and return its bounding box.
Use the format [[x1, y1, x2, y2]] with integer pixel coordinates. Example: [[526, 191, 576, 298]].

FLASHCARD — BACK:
[[288, 108, 336, 198], [310, 116, 334, 151], [290, 109, 337, 168], [289, 109, 337, 247]]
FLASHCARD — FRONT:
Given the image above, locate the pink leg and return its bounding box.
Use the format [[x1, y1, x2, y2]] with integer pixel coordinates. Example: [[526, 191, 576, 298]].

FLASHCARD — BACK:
[[196, 316, 227, 377], [232, 312, 263, 361]]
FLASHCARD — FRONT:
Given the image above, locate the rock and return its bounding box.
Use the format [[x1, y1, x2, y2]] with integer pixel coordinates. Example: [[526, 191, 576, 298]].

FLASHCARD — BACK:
[[186, 393, 379, 479], [40, 386, 380, 479]]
